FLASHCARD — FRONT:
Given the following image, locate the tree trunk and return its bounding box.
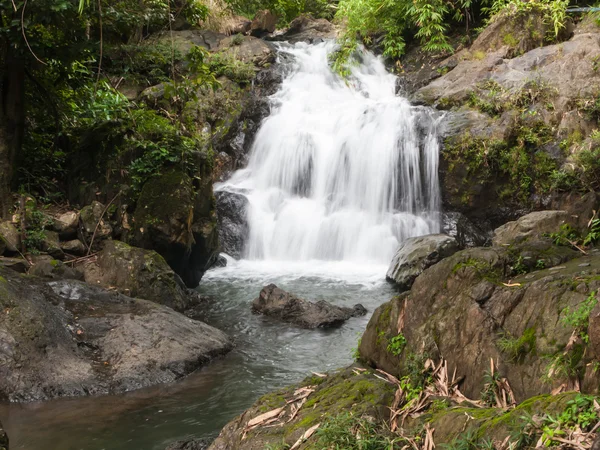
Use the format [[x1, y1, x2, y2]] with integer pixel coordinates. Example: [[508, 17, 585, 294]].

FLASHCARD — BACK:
[[0, 44, 25, 219]]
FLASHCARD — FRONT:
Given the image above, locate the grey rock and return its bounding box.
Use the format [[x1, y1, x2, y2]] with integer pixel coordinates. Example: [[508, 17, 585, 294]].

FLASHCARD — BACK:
[[60, 239, 87, 256], [52, 211, 79, 239], [29, 255, 84, 281], [252, 284, 366, 329], [41, 230, 65, 260], [270, 15, 336, 43], [0, 266, 232, 402], [0, 257, 30, 274], [81, 240, 193, 312], [215, 190, 249, 258], [78, 201, 112, 250], [493, 210, 576, 246], [442, 212, 491, 248], [166, 438, 212, 450], [386, 234, 460, 290]]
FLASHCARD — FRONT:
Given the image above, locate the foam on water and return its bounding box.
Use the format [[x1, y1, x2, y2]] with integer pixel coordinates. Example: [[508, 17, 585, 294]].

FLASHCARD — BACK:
[[215, 41, 442, 282]]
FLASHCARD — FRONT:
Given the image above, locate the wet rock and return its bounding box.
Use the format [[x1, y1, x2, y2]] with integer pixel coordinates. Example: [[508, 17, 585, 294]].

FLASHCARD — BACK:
[[0, 266, 232, 402], [386, 234, 460, 290], [271, 15, 336, 43], [166, 438, 212, 450], [81, 240, 192, 311], [492, 210, 576, 246], [252, 284, 367, 329], [0, 419, 6, 450], [0, 221, 19, 255], [29, 255, 84, 281], [250, 10, 277, 37], [60, 239, 87, 256], [78, 201, 113, 250], [40, 230, 65, 260], [133, 169, 218, 288], [442, 212, 491, 247], [215, 190, 249, 258], [227, 16, 252, 35], [52, 211, 79, 239]]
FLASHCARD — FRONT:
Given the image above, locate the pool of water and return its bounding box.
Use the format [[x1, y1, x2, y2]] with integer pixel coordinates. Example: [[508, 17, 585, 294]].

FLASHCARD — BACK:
[[0, 260, 396, 450]]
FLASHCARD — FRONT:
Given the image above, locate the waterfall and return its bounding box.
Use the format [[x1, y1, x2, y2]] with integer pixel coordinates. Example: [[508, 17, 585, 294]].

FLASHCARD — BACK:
[[216, 41, 442, 268]]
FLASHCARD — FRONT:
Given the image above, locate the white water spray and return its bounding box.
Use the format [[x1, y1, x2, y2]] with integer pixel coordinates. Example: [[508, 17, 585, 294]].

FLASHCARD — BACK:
[[215, 41, 441, 271]]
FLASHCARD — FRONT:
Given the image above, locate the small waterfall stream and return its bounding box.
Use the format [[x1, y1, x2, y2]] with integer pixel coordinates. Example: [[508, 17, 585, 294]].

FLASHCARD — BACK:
[[217, 41, 442, 268]]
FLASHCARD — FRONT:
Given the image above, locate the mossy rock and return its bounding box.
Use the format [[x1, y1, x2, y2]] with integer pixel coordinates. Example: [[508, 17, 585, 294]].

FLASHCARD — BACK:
[[208, 367, 396, 450], [133, 168, 218, 288]]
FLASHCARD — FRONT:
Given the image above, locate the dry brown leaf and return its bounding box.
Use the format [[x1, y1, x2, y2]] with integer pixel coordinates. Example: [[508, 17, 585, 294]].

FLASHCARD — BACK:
[[311, 372, 327, 378], [246, 407, 285, 428], [289, 423, 320, 450]]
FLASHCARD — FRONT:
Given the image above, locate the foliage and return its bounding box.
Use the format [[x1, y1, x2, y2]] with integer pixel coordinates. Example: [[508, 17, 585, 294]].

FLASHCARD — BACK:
[[387, 333, 407, 356], [207, 52, 256, 84], [20, 201, 53, 254], [497, 327, 536, 362], [536, 394, 599, 446], [315, 413, 403, 449], [225, 0, 333, 24], [584, 218, 600, 247], [562, 291, 598, 343], [484, 0, 569, 38], [441, 431, 494, 450]]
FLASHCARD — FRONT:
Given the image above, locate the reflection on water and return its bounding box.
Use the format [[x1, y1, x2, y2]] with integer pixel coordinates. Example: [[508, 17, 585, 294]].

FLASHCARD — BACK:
[[0, 265, 395, 450]]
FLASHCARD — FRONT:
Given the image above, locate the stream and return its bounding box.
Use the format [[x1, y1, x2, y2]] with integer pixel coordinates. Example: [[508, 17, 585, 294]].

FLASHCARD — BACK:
[[0, 263, 395, 450]]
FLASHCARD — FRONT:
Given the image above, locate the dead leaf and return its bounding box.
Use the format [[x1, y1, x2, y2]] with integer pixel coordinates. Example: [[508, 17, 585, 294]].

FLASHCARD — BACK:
[[289, 423, 320, 450], [246, 407, 285, 428]]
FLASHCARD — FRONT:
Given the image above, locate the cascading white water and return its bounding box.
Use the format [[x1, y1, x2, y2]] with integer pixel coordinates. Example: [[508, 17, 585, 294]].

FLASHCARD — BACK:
[[216, 41, 442, 272]]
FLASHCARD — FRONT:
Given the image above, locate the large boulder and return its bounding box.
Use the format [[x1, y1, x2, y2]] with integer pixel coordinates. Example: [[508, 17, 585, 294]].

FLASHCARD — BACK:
[[133, 169, 219, 288], [0, 266, 232, 402], [252, 284, 367, 329], [40, 230, 64, 260], [215, 190, 249, 258], [493, 210, 576, 246], [29, 255, 83, 281], [0, 221, 19, 255], [386, 234, 459, 290], [81, 240, 192, 311], [361, 244, 600, 401]]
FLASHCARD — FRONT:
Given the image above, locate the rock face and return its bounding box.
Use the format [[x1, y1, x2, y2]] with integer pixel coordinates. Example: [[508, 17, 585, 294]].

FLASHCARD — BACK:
[[0, 221, 19, 255], [271, 15, 336, 43], [133, 169, 219, 288], [386, 234, 459, 290], [215, 190, 249, 258], [0, 266, 231, 402], [81, 240, 193, 311], [361, 241, 599, 402], [250, 10, 278, 36], [252, 284, 367, 329], [215, 35, 275, 67], [442, 211, 491, 247], [493, 210, 576, 246], [0, 419, 6, 450]]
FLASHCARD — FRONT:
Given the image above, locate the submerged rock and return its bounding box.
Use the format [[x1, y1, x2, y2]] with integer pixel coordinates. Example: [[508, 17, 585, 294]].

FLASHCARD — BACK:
[[0, 266, 232, 402], [215, 190, 249, 258], [386, 234, 459, 290], [252, 284, 367, 329]]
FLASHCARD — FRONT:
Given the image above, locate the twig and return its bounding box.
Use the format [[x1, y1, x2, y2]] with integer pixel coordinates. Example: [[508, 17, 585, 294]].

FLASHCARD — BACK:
[[86, 192, 120, 255], [65, 253, 98, 265], [20, 0, 46, 65]]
